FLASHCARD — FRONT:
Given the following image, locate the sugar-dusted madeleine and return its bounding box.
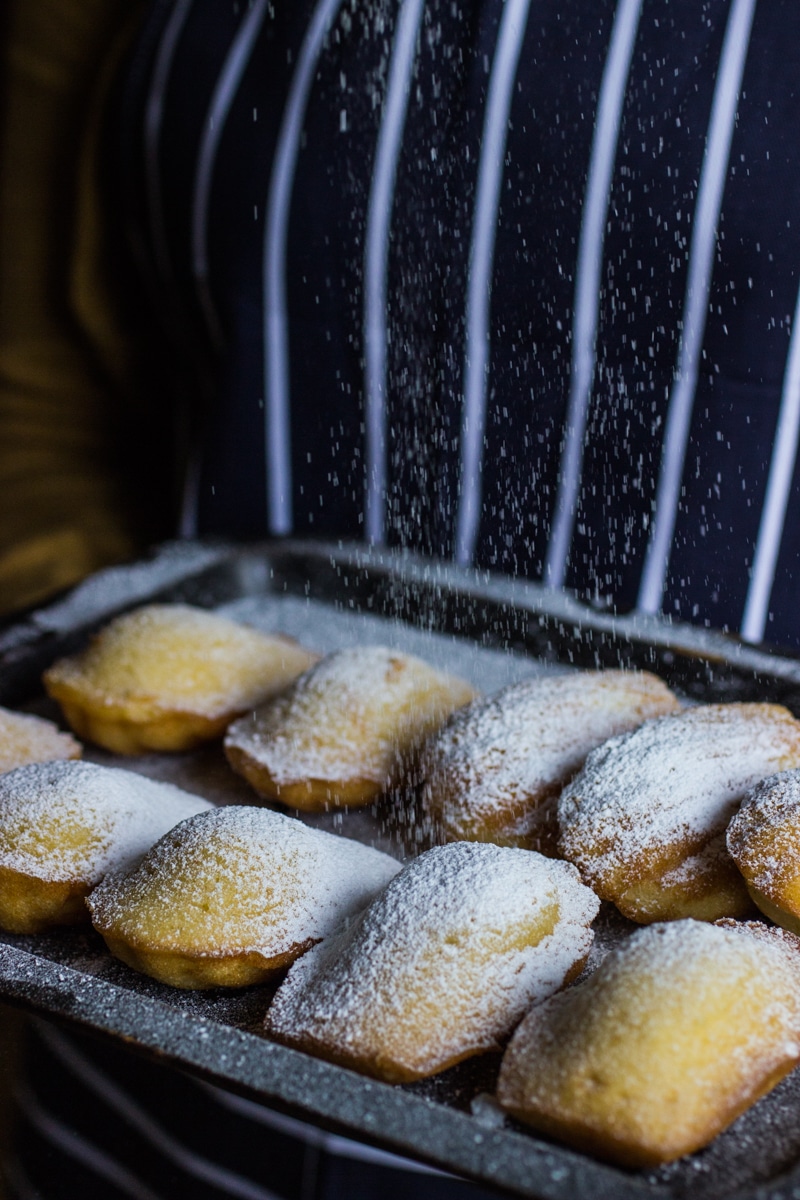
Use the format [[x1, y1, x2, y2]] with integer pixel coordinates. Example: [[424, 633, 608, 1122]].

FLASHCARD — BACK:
[[264, 842, 599, 1083], [557, 703, 800, 923], [88, 806, 400, 989], [0, 760, 212, 934], [0, 706, 81, 773], [224, 645, 476, 810], [727, 769, 800, 934], [497, 920, 800, 1168], [43, 603, 319, 754], [419, 670, 679, 853]]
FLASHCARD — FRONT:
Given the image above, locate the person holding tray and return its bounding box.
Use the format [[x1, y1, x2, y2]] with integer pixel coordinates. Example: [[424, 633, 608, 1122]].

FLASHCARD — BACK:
[[2, 0, 800, 1196]]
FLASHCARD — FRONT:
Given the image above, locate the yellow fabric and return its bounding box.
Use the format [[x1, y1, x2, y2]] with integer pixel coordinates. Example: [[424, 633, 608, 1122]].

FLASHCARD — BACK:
[[0, 0, 156, 617]]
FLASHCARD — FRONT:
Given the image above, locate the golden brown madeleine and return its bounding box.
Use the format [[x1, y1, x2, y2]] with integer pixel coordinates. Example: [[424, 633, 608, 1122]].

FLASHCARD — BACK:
[[419, 670, 679, 852], [497, 920, 800, 1168], [727, 769, 800, 934], [88, 806, 400, 989], [43, 603, 319, 754], [224, 645, 477, 810], [557, 703, 800, 923], [0, 706, 81, 772], [264, 842, 599, 1083], [0, 760, 212, 933]]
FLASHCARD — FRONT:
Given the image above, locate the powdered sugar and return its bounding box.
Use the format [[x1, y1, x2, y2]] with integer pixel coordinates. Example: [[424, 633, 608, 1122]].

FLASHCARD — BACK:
[[727, 769, 800, 894], [0, 760, 212, 883], [498, 919, 800, 1163], [87, 806, 400, 958], [420, 671, 679, 838], [225, 645, 475, 789], [558, 704, 800, 887], [265, 842, 599, 1079], [509, 919, 800, 1061], [0, 707, 81, 773]]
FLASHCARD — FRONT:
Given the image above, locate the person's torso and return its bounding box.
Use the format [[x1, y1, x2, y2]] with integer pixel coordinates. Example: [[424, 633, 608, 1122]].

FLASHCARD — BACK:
[[120, 0, 800, 646]]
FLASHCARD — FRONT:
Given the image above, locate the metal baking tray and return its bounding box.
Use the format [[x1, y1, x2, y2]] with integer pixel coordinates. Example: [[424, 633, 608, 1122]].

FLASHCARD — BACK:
[[2, 538, 800, 1200]]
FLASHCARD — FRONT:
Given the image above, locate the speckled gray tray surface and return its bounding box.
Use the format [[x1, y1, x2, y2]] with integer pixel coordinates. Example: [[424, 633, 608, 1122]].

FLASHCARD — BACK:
[[3, 540, 800, 1200]]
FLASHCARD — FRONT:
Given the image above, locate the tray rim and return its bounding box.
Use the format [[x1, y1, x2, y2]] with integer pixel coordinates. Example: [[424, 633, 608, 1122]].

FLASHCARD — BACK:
[[0, 941, 660, 1200], [5, 536, 800, 695]]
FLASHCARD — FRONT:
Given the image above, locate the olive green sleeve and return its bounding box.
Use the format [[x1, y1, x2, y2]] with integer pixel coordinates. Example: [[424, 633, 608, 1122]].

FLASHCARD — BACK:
[[0, 0, 170, 617]]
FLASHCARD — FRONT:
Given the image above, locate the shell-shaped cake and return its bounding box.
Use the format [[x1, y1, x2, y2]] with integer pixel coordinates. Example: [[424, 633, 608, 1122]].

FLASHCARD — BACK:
[[419, 670, 679, 852], [728, 769, 800, 934], [0, 706, 81, 773], [43, 603, 318, 754], [497, 920, 800, 1168], [88, 806, 401, 989], [224, 646, 477, 810], [264, 842, 599, 1082], [0, 760, 213, 933], [558, 703, 800, 923]]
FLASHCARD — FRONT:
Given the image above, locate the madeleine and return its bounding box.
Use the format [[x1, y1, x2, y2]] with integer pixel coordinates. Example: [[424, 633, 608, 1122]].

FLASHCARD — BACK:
[[420, 670, 679, 852], [265, 842, 599, 1081], [0, 706, 81, 773], [497, 920, 800, 1167], [0, 760, 212, 933], [88, 806, 400, 989], [44, 603, 318, 753], [558, 703, 800, 922], [225, 645, 476, 810]]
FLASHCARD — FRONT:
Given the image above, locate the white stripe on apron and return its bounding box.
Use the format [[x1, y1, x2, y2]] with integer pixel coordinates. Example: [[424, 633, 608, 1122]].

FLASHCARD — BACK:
[[199, 1082, 449, 1174], [740, 279, 800, 642], [33, 1024, 284, 1200], [455, 0, 535, 566], [363, 0, 428, 545], [637, 0, 758, 614], [544, 0, 644, 589], [13, 1082, 160, 1200], [263, 0, 348, 535], [192, 0, 270, 350], [144, 0, 195, 300], [142, 0, 203, 540]]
